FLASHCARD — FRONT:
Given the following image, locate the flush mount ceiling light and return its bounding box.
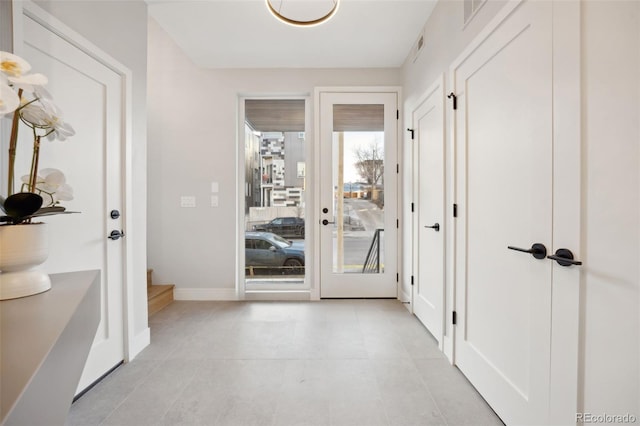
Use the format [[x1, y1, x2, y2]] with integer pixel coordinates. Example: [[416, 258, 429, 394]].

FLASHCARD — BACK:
[[266, 0, 340, 27]]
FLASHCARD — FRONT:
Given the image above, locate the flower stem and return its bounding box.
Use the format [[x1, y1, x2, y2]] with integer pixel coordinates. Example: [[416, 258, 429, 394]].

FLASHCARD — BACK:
[[7, 88, 23, 196], [29, 134, 41, 192]]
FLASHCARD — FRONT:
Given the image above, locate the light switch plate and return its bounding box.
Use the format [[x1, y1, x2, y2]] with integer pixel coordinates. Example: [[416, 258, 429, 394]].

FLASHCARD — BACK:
[[181, 196, 196, 208], [211, 195, 219, 207], [211, 182, 219, 193]]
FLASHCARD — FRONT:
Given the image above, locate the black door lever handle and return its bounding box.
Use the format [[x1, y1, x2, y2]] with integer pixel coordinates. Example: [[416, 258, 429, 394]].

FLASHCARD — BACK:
[[547, 248, 582, 266], [424, 223, 440, 232], [108, 230, 125, 240], [507, 243, 547, 260]]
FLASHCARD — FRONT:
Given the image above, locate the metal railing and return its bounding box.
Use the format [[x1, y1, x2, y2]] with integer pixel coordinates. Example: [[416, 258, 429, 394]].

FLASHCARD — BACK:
[[362, 228, 384, 273]]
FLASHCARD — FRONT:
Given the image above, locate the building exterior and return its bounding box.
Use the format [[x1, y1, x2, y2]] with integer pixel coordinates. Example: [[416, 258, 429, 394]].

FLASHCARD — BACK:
[[247, 131, 305, 209]]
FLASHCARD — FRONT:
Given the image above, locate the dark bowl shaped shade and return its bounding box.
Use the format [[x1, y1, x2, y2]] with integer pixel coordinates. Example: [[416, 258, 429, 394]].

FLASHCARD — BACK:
[[2, 192, 44, 220]]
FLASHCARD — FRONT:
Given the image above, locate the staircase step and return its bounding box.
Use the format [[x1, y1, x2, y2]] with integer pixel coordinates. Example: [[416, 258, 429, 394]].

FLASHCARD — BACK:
[[147, 284, 174, 316]]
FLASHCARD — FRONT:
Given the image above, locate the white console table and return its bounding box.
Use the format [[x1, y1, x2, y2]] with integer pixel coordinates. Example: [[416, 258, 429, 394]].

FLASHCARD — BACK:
[[1, 270, 100, 426]]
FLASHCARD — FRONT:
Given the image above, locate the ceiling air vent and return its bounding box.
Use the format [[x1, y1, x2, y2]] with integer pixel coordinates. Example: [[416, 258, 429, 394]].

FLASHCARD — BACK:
[[464, 0, 487, 25], [411, 32, 425, 63]]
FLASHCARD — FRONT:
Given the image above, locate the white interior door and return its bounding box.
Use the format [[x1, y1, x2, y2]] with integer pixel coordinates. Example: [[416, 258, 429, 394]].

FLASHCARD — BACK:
[[452, 1, 556, 424], [318, 90, 398, 298], [412, 79, 445, 343], [20, 11, 125, 393]]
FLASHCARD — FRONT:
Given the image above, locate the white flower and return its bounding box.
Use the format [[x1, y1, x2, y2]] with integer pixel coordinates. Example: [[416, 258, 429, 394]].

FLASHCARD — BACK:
[[21, 168, 74, 206], [40, 98, 75, 141], [19, 101, 49, 126], [0, 51, 47, 94], [0, 51, 31, 78], [53, 183, 74, 202], [20, 98, 75, 141], [34, 168, 65, 193], [9, 72, 48, 93], [0, 82, 20, 116], [0, 52, 47, 116]]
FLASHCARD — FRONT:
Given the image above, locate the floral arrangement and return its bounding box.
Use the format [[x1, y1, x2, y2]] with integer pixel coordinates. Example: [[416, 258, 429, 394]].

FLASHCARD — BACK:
[[1, 51, 75, 224]]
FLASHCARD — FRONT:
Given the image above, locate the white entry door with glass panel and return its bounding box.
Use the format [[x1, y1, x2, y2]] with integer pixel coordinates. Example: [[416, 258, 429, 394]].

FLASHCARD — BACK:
[[318, 91, 398, 298]]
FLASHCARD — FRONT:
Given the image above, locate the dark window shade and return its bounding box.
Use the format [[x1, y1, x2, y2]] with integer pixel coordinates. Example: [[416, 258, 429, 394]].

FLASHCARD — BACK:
[[333, 104, 384, 132]]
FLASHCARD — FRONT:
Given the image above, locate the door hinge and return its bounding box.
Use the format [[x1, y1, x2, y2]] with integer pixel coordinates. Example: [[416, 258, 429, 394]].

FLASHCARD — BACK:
[[396, 218, 399, 228], [411, 202, 414, 212], [447, 92, 457, 110], [397, 110, 399, 120], [453, 203, 458, 218], [411, 275, 414, 286], [396, 163, 399, 174], [452, 311, 457, 325], [407, 128, 414, 140], [396, 273, 399, 282]]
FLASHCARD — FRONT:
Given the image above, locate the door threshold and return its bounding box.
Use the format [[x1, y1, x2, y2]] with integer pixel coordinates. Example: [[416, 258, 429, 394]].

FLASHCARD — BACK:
[[244, 290, 311, 301]]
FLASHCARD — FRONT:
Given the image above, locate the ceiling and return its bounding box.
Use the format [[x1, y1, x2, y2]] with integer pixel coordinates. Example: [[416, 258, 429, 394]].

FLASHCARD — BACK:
[[146, 0, 437, 69]]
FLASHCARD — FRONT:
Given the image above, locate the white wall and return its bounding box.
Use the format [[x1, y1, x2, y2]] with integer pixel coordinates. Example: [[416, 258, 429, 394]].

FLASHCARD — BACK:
[[147, 18, 400, 293], [30, 0, 150, 347], [0, 2, 12, 51], [401, 0, 639, 418], [581, 0, 639, 415]]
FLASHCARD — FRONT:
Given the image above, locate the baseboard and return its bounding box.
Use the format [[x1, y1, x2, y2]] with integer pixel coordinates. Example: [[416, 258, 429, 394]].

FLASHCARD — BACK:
[[244, 290, 311, 301], [173, 288, 312, 301], [400, 289, 412, 313], [127, 327, 150, 360], [174, 287, 238, 301]]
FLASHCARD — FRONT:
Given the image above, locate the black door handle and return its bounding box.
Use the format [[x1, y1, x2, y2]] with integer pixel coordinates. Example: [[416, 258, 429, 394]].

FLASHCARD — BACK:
[[547, 248, 582, 266], [108, 230, 125, 240], [424, 223, 440, 232], [507, 243, 547, 260], [322, 219, 335, 226]]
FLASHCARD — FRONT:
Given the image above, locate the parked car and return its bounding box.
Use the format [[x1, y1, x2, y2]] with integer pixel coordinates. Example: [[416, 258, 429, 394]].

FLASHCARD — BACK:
[[252, 217, 305, 238], [245, 231, 305, 275]]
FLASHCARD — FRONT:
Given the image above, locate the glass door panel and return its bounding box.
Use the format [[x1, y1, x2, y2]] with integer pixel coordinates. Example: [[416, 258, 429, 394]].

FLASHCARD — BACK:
[[243, 99, 307, 290], [331, 105, 385, 274]]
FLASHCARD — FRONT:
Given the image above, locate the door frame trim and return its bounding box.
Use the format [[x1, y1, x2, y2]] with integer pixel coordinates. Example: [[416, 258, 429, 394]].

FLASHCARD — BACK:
[[236, 94, 312, 299], [11, 0, 138, 361], [548, 1, 581, 422], [313, 86, 402, 300]]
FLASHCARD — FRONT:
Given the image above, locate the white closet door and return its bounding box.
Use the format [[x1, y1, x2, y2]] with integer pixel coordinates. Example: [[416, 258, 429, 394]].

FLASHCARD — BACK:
[[452, 1, 555, 424], [412, 78, 446, 343]]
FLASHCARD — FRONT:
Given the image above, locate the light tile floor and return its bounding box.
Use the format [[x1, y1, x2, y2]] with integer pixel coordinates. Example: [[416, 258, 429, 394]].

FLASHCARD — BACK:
[[67, 300, 503, 426]]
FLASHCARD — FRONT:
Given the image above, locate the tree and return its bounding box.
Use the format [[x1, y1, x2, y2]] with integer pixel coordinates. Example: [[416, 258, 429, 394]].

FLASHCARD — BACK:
[[353, 140, 384, 201]]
